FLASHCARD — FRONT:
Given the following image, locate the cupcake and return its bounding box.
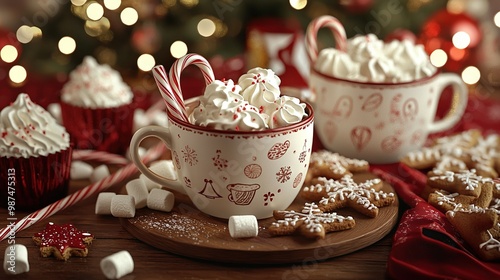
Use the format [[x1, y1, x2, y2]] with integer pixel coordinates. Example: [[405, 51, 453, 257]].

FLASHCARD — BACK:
[[0, 93, 72, 210], [60, 56, 134, 154]]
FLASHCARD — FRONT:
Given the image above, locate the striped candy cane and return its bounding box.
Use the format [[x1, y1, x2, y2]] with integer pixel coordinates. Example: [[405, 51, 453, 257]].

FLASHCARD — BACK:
[[0, 143, 166, 241], [168, 53, 215, 104], [73, 150, 129, 166], [305, 15, 347, 62], [152, 65, 189, 122]]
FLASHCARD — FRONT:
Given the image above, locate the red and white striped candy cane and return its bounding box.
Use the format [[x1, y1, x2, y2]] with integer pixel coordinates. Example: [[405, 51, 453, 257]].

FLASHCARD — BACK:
[[305, 15, 347, 62], [168, 53, 215, 103], [73, 150, 129, 166], [152, 65, 189, 122], [0, 143, 166, 241]]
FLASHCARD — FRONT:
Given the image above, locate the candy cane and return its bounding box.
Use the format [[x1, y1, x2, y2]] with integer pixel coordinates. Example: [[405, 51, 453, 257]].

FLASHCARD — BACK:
[[73, 150, 129, 166], [168, 53, 215, 104], [152, 65, 189, 122], [305, 15, 347, 62], [0, 143, 166, 241]]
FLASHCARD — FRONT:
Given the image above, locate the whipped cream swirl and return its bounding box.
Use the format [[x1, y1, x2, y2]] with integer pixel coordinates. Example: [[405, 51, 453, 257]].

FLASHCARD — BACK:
[[238, 67, 281, 115], [0, 94, 70, 158], [189, 79, 268, 131], [61, 56, 133, 109], [314, 34, 437, 83], [189, 68, 308, 131]]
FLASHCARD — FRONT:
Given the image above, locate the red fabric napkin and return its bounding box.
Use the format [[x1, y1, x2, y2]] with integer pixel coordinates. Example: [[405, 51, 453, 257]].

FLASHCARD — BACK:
[[372, 94, 500, 279]]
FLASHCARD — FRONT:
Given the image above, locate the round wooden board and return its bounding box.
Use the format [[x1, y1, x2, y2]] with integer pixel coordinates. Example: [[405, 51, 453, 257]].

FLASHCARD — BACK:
[[120, 172, 399, 264]]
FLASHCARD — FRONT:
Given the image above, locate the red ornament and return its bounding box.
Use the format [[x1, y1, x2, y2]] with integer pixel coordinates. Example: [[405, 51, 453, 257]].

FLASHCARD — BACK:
[[339, 0, 374, 14], [418, 9, 481, 73], [385, 29, 417, 43]]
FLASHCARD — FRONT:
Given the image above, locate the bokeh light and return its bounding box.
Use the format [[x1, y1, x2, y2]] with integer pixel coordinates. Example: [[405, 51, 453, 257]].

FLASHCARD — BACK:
[[85, 17, 111, 37], [429, 49, 448, 67], [121, 7, 139, 26], [452, 31, 470, 49], [170, 41, 188, 58], [461, 66, 480, 85], [197, 18, 216, 37], [71, 0, 87, 6], [495, 12, 500, 28], [104, 0, 121, 10], [1, 45, 19, 63], [16, 25, 33, 44], [58, 36, 77, 55], [9, 65, 27, 84], [289, 0, 307, 10], [137, 54, 156, 71], [86, 2, 104, 21]]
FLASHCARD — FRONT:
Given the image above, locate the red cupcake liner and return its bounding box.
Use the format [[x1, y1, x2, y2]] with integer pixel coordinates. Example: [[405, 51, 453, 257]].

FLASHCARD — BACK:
[[0, 147, 72, 211], [60, 101, 134, 155]]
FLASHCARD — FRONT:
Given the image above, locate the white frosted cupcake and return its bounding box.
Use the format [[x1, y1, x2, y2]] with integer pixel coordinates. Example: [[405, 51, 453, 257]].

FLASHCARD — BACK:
[[0, 93, 72, 210], [60, 56, 134, 154]]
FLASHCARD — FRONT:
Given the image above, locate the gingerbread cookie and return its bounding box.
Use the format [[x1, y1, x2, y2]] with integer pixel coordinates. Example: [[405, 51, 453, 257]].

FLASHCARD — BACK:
[[268, 202, 355, 239], [446, 209, 500, 261], [426, 169, 486, 198], [305, 150, 369, 185], [302, 175, 394, 218], [428, 181, 493, 213], [33, 222, 93, 261]]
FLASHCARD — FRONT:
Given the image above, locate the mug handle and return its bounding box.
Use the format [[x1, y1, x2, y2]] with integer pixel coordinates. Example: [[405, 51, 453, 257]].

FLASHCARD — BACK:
[[129, 125, 186, 194], [427, 73, 468, 134]]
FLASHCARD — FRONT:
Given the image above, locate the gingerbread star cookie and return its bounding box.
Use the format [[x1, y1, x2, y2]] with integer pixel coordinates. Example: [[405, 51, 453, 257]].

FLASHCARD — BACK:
[[33, 222, 94, 261], [268, 202, 355, 239], [302, 175, 394, 218], [305, 150, 369, 185]]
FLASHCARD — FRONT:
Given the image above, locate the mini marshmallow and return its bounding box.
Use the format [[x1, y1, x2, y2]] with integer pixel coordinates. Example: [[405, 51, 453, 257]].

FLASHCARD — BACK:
[[100, 250, 134, 279], [70, 160, 94, 180], [110, 195, 136, 218], [228, 215, 259, 238], [125, 178, 148, 209], [47, 103, 62, 123], [139, 174, 162, 192], [95, 192, 116, 215], [147, 188, 175, 212], [90, 164, 110, 183], [4, 244, 29, 275], [133, 109, 150, 132]]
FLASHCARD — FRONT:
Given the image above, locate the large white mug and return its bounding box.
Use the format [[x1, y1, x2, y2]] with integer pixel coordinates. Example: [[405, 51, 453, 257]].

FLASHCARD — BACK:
[[305, 16, 468, 164], [129, 98, 314, 219]]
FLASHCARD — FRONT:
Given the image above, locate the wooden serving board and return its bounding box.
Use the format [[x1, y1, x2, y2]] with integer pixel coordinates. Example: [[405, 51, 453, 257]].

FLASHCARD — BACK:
[[121, 173, 399, 264]]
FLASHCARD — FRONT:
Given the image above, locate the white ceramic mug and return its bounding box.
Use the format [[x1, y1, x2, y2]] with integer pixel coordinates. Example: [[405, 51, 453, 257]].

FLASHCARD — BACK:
[[129, 98, 314, 219], [309, 70, 468, 164]]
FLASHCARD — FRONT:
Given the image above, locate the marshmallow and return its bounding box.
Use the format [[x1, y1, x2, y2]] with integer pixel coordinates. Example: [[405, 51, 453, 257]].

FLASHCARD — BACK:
[[228, 215, 259, 238], [125, 178, 148, 209], [139, 173, 161, 191], [47, 103, 62, 123], [95, 192, 116, 215], [147, 188, 175, 212], [90, 164, 110, 183], [70, 160, 94, 180], [4, 244, 29, 275], [100, 250, 134, 279], [133, 109, 150, 132], [110, 195, 136, 218]]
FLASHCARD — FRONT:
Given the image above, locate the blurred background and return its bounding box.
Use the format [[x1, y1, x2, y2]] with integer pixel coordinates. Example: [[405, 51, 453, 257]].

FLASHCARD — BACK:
[[1, 0, 500, 107]]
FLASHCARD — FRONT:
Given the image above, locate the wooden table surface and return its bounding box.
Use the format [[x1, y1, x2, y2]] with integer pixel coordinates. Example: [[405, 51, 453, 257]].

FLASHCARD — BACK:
[[0, 171, 399, 280]]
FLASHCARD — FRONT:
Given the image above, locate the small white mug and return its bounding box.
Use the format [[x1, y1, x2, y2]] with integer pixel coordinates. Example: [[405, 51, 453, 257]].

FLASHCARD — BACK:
[[309, 71, 468, 163], [129, 98, 314, 219]]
